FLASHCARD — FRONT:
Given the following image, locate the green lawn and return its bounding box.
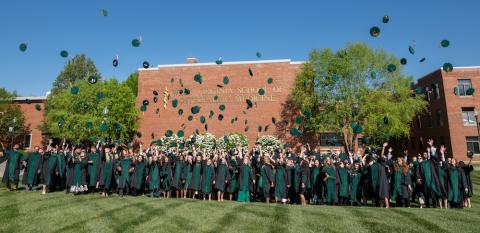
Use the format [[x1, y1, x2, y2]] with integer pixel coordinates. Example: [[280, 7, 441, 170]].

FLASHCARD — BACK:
[[1, 169, 479, 233]]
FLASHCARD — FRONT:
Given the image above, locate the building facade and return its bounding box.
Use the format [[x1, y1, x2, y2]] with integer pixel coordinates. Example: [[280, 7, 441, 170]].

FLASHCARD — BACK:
[[12, 96, 47, 150], [409, 67, 480, 162]]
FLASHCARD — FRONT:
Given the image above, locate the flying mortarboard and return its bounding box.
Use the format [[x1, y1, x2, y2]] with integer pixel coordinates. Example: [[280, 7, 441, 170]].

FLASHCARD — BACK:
[[369, 26, 380, 37], [88, 76, 98, 84], [246, 99, 253, 109], [70, 86, 79, 95], [218, 114, 224, 121], [382, 15, 390, 24], [178, 109, 183, 115], [191, 106, 200, 114], [19, 43, 28, 52], [143, 100, 150, 106], [219, 104, 225, 111], [172, 99, 178, 108], [440, 40, 450, 48], [35, 104, 41, 111], [420, 58, 426, 63], [400, 58, 407, 65], [216, 57, 223, 65], [248, 68, 253, 77], [267, 77, 273, 84], [101, 9, 108, 17], [442, 63, 453, 72], [258, 88, 265, 96], [194, 73, 203, 84], [256, 52, 262, 58], [223, 76, 229, 85], [143, 61, 150, 69], [387, 64, 396, 73], [60, 50, 69, 58]]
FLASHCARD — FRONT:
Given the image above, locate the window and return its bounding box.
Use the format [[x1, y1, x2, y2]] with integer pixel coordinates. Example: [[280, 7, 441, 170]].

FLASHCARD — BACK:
[[425, 87, 431, 101], [436, 109, 443, 127], [427, 111, 433, 128], [320, 133, 343, 146], [458, 80, 472, 96], [462, 107, 477, 126], [23, 134, 32, 149], [433, 83, 441, 100], [466, 136, 480, 154], [416, 115, 422, 129]]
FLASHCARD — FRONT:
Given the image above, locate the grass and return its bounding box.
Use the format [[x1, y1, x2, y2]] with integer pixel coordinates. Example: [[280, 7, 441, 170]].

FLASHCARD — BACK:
[[0, 169, 479, 233]]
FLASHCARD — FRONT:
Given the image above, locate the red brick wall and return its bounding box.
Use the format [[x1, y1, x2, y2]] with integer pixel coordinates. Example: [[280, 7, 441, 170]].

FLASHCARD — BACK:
[[137, 60, 302, 147], [15, 100, 45, 150]]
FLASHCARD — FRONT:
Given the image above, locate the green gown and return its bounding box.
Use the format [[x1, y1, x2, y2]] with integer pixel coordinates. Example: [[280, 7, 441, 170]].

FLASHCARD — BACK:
[[100, 154, 115, 190], [350, 170, 361, 203], [339, 167, 349, 198], [172, 158, 183, 189], [118, 158, 131, 189], [149, 162, 160, 191], [324, 165, 336, 204], [88, 153, 101, 187], [201, 165, 215, 193], [1, 149, 22, 184], [24, 152, 41, 186], [447, 166, 463, 204], [274, 166, 288, 199], [190, 163, 202, 191]]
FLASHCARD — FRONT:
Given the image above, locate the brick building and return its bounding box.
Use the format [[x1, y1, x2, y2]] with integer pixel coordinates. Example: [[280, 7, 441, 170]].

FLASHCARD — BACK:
[[408, 66, 480, 162], [11, 96, 47, 150]]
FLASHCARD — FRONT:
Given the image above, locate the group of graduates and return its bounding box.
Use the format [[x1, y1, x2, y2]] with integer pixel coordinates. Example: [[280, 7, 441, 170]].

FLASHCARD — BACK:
[[0, 138, 475, 208]]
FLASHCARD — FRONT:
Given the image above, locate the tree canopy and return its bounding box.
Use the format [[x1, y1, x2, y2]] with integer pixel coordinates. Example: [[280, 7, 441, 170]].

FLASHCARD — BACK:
[[0, 87, 26, 146], [124, 71, 138, 97], [291, 43, 427, 151], [51, 54, 101, 94]]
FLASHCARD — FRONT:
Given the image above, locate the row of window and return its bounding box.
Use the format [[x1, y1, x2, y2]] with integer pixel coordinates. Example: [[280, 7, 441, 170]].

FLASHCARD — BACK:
[[422, 79, 474, 102], [415, 107, 479, 129]]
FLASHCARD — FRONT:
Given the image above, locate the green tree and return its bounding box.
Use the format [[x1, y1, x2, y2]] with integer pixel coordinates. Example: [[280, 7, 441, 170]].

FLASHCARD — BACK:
[[124, 71, 138, 97], [44, 80, 138, 144], [0, 88, 26, 146], [51, 54, 101, 94], [291, 43, 427, 152]]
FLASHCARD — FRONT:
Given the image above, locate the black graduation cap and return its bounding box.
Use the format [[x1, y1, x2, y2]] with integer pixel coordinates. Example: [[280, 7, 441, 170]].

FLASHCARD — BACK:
[[188, 115, 193, 121], [112, 55, 119, 67], [19, 43, 27, 52], [258, 126, 262, 132], [191, 106, 200, 114], [219, 105, 225, 111], [369, 26, 380, 37], [387, 64, 396, 73], [143, 61, 150, 69], [382, 15, 390, 24], [143, 100, 150, 106], [248, 67, 254, 77], [153, 90, 158, 96], [223, 76, 229, 85], [420, 57, 426, 63], [194, 73, 203, 84], [442, 63, 453, 72], [178, 109, 183, 115], [25, 99, 31, 104], [35, 104, 41, 111], [88, 76, 98, 84], [60, 50, 69, 58], [408, 46, 415, 55], [400, 58, 407, 65], [244, 126, 249, 132], [383, 116, 389, 124], [156, 108, 160, 114], [440, 40, 450, 48], [216, 58, 223, 65], [184, 89, 191, 95], [70, 86, 79, 95], [256, 52, 262, 58], [258, 88, 265, 96], [153, 96, 158, 103], [272, 117, 276, 124], [264, 125, 269, 132], [217, 85, 223, 88], [267, 77, 273, 84], [205, 124, 208, 131], [218, 114, 224, 121], [246, 99, 253, 109], [245, 119, 248, 125]]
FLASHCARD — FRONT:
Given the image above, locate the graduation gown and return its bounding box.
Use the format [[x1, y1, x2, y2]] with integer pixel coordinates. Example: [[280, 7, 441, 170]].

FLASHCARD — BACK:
[[117, 158, 132, 189], [447, 165, 468, 204], [338, 167, 349, 198], [350, 170, 362, 202], [189, 162, 202, 191], [259, 164, 274, 197], [300, 164, 311, 195], [201, 164, 215, 193], [99, 153, 115, 190], [377, 160, 390, 199], [391, 170, 412, 200], [323, 165, 337, 204], [87, 152, 102, 187], [130, 161, 147, 190], [214, 164, 230, 192], [72, 158, 88, 187], [40, 153, 57, 186], [1, 149, 22, 184], [311, 166, 322, 197], [161, 162, 173, 192], [147, 161, 161, 191], [237, 164, 255, 193], [418, 159, 446, 199], [172, 158, 184, 189], [274, 165, 289, 199], [182, 163, 192, 189], [226, 160, 238, 193], [464, 165, 474, 197], [22, 152, 42, 186]]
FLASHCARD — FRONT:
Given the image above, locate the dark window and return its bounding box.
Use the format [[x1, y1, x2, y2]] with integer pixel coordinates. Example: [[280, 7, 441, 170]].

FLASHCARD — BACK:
[[434, 83, 441, 100], [462, 107, 477, 126], [320, 133, 343, 146], [23, 134, 32, 148], [458, 80, 472, 96], [436, 109, 443, 127], [416, 115, 422, 129], [427, 111, 433, 128], [466, 136, 480, 154]]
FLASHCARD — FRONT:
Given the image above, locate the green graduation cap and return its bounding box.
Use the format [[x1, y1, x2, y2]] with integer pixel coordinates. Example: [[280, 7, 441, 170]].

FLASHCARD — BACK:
[[172, 99, 178, 108], [143, 61, 150, 69], [191, 106, 200, 114], [101, 9, 108, 17], [132, 38, 141, 47], [218, 114, 224, 121], [256, 52, 262, 58], [258, 88, 265, 96], [246, 99, 253, 109], [178, 109, 184, 115], [165, 130, 173, 137], [290, 128, 303, 136], [295, 116, 303, 124], [140, 105, 147, 112], [248, 67, 253, 77], [467, 151, 474, 159], [387, 64, 397, 73], [88, 76, 98, 84], [35, 104, 41, 111], [96, 92, 105, 100], [214, 96, 219, 101], [60, 50, 69, 58], [384, 116, 389, 124], [200, 116, 206, 124], [70, 86, 79, 95], [205, 124, 208, 131], [188, 115, 193, 121], [400, 58, 407, 65], [408, 46, 415, 55], [369, 26, 380, 37], [143, 99, 150, 106], [184, 88, 191, 95], [177, 130, 184, 137], [216, 58, 223, 65], [194, 73, 203, 84], [19, 43, 28, 52], [223, 76, 229, 85], [100, 122, 108, 132], [382, 15, 390, 24], [353, 124, 363, 134], [267, 77, 273, 84], [443, 62, 453, 72], [420, 57, 426, 63], [466, 87, 475, 95], [440, 40, 450, 48], [219, 104, 225, 111], [209, 110, 214, 118]]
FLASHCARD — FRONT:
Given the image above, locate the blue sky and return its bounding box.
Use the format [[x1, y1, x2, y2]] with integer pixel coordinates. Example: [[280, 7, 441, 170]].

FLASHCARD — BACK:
[[1, 0, 479, 96]]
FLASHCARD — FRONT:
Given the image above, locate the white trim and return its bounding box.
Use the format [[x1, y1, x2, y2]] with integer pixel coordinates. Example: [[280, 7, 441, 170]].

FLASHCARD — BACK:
[[14, 96, 47, 101], [449, 66, 480, 69], [138, 59, 303, 70]]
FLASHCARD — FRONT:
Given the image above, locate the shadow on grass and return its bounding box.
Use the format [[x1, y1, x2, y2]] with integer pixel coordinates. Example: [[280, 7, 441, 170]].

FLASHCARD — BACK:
[[390, 208, 447, 233]]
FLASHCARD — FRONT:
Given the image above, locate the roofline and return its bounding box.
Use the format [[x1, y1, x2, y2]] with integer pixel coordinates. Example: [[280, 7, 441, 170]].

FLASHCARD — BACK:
[[13, 96, 47, 101], [138, 59, 305, 71], [417, 66, 480, 82]]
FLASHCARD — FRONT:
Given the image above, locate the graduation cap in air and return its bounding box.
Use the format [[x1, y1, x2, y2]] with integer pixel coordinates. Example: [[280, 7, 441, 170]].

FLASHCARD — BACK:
[[258, 126, 262, 132], [442, 63, 453, 72], [172, 99, 178, 108], [140, 105, 147, 112], [295, 116, 303, 124], [440, 40, 450, 48], [244, 126, 249, 132], [248, 67, 254, 77], [70, 86, 79, 95], [223, 76, 229, 85], [132, 36, 142, 47], [200, 116, 206, 124], [19, 43, 28, 52], [258, 88, 265, 96], [156, 108, 160, 114], [267, 77, 273, 84], [112, 56, 119, 67], [264, 125, 269, 132], [369, 26, 380, 37], [256, 52, 262, 58], [382, 15, 390, 24], [143, 99, 150, 106], [96, 92, 105, 100], [420, 58, 426, 63], [246, 99, 253, 109], [177, 130, 184, 137], [35, 104, 41, 111], [178, 109, 183, 115], [191, 106, 200, 114], [143, 61, 150, 69], [165, 130, 173, 137], [214, 96, 218, 101], [387, 64, 396, 73], [353, 124, 363, 134], [60, 50, 69, 58], [219, 104, 225, 111], [290, 128, 302, 136], [88, 76, 98, 84], [466, 87, 475, 95], [205, 124, 208, 131], [188, 115, 193, 121], [272, 117, 277, 124], [101, 9, 108, 17], [217, 85, 223, 88], [153, 96, 158, 103], [467, 150, 474, 159], [153, 90, 158, 96], [209, 110, 214, 118], [99, 122, 108, 132], [218, 114, 224, 121], [216, 57, 223, 65], [400, 58, 407, 65], [194, 73, 203, 84], [408, 46, 415, 55]]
